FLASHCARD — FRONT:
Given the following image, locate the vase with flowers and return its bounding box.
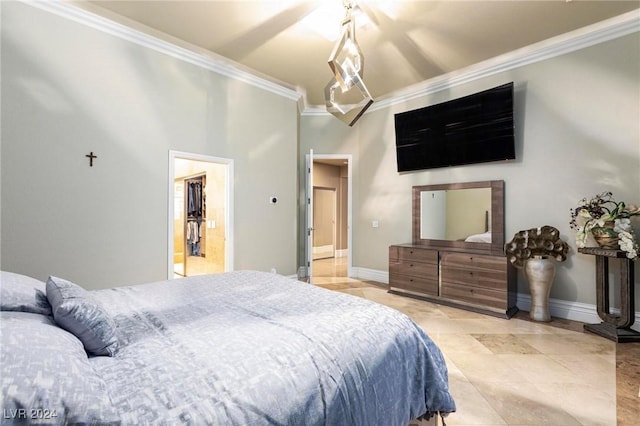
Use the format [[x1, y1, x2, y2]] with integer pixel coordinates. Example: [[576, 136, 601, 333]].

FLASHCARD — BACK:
[[569, 191, 640, 259]]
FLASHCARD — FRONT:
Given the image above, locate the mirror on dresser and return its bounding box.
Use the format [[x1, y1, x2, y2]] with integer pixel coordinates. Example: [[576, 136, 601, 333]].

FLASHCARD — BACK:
[[412, 180, 505, 256]]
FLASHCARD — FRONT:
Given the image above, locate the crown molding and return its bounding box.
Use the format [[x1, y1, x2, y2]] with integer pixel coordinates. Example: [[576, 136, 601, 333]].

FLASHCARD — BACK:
[[304, 8, 640, 115], [23, 0, 303, 103], [20, 1, 639, 115]]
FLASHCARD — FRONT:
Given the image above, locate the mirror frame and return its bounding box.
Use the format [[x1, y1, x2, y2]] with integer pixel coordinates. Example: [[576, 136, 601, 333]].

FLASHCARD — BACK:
[[412, 180, 505, 256]]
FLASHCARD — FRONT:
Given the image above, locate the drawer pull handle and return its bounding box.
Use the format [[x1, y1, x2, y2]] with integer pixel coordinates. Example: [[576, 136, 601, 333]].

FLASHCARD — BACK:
[[410, 264, 414, 267]]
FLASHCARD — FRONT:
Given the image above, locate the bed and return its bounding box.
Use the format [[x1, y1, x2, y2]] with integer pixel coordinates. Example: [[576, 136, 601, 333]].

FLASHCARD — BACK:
[[1, 270, 455, 425], [464, 231, 492, 243]]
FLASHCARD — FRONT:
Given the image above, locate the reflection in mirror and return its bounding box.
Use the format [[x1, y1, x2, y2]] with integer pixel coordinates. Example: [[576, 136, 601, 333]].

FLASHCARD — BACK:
[[420, 188, 492, 242]]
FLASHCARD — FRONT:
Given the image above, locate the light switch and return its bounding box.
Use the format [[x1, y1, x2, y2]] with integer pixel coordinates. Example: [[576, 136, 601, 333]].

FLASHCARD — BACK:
[[372, 220, 379, 228], [208, 220, 216, 229]]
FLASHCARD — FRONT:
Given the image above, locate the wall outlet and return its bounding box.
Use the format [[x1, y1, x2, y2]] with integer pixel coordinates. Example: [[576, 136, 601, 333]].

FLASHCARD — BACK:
[[372, 220, 379, 228]]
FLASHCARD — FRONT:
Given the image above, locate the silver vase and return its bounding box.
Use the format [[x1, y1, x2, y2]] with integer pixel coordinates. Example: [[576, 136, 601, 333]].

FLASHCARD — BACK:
[[524, 256, 556, 322]]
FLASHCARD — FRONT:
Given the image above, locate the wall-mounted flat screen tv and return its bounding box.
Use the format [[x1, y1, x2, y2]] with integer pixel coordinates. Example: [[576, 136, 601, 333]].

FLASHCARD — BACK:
[[394, 82, 515, 172]]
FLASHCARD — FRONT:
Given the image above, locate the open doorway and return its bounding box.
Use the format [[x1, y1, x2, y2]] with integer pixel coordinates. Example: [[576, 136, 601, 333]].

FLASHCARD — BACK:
[[308, 156, 351, 281], [168, 151, 233, 279]]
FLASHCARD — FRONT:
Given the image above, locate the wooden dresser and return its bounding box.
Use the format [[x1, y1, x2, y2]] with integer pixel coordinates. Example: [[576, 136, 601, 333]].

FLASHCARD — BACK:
[[389, 244, 517, 318]]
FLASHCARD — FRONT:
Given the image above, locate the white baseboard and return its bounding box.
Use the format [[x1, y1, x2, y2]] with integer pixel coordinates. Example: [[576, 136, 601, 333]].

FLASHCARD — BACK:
[[516, 293, 640, 332], [352, 267, 389, 284], [335, 249, 348, 258], [349, 267, 640, 330], [297, 266, 307, 279], [516, 293, 601, 324]]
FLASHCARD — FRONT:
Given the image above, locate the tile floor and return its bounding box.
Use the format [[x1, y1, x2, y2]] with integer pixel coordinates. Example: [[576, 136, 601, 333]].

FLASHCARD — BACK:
[[174, 254, 224, 278], [311, 257, 639, 425]]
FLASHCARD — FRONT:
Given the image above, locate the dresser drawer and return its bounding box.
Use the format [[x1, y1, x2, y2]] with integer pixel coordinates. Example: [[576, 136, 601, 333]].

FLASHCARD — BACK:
[[440, 283, 507, 310], [389, 273, 438, 296], [440, 252, 507, 272], [393, 246, 438, 264], [390, 261, 438, 279], [441, 266, 507, 291]]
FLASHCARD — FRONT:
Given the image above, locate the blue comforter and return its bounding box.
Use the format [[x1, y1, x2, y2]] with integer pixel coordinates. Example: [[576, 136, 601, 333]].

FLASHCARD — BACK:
[[2, 271, 455, 425]]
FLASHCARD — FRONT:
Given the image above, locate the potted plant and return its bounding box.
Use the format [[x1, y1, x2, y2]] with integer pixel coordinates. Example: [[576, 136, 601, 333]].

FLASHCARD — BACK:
[[569, 191, 639, 259], [504, 225, 569, 322]]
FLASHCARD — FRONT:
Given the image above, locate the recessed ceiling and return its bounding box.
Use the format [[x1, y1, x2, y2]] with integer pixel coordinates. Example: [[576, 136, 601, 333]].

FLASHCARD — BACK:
[[77, 1, 639, 107]]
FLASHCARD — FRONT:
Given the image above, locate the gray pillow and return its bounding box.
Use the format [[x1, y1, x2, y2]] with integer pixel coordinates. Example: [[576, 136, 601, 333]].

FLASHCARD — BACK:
[[0, 271, 52, 316], [46, 276, 118, 356]]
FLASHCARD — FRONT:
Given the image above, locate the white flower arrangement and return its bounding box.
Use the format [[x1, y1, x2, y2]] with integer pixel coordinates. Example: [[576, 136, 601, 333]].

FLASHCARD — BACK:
[[615, 219, 639, 259], [569, 192, 639, 259]]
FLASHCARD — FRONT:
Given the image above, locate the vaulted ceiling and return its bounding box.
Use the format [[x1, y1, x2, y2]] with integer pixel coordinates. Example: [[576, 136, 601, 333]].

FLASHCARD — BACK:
[[77, 1, 639, 107]]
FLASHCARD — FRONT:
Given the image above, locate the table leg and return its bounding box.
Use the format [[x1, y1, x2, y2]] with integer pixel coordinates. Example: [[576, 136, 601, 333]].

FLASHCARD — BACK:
[[585, 256, 640, 342]]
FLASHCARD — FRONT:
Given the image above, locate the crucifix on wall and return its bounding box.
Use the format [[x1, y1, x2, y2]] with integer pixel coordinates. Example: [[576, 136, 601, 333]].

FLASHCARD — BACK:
[[85, 152, 97, 167]]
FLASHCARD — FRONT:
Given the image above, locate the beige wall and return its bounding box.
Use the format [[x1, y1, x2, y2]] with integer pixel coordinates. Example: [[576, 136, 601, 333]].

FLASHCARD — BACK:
[[0, 2, 299, 288], [301, 32, 640, 312]]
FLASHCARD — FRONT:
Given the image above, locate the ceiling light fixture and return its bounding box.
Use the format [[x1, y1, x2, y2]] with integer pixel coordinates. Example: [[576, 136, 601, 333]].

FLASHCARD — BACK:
[[324, 0, 373, 126]]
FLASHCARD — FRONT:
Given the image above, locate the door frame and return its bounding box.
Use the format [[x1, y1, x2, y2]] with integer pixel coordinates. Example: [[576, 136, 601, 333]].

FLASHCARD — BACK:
[[305, 152, 353, 278], [168, 150, 234, 279]]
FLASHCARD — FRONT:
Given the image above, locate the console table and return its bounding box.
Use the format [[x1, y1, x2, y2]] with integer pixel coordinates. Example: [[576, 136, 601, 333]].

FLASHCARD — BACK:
[[579, 247, 640, 343]]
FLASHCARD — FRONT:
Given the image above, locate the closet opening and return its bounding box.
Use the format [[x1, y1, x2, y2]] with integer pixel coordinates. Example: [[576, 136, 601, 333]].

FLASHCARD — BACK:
[[168, 151, 234, 279]]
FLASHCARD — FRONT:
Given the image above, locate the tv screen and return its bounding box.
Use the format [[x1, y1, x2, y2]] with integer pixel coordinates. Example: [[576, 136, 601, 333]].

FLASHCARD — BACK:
[[394, 82, 515, 172]]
